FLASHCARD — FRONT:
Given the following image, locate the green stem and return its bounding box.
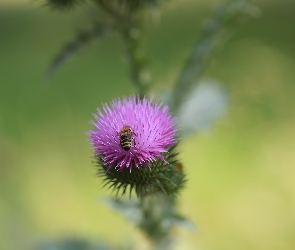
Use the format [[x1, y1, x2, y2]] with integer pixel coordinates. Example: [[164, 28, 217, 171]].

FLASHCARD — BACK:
[[139, 195, 174, 250], [95, 0, 151, 98], [121, 23, 150, 98]]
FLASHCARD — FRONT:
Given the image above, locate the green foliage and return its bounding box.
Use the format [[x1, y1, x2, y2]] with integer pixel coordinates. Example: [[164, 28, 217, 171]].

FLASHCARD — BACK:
[[96, 145, 186, 199], [177, 80, 228, 136], [101, 198, 142, 223], [138, 195, 188, 248], [170, 0, 259, 112], [102, 196, 196, 248], [47, 23, 109, 79]]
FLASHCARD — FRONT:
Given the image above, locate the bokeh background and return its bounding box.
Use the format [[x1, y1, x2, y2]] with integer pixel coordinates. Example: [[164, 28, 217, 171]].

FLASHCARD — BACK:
[[1, 0, 295, 249]]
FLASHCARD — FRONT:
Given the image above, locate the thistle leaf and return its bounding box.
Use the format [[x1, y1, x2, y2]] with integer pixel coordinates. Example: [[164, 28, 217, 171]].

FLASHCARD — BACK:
[[171, 0, 259, 111], [46, 23, 110, 80], [177, 80, 228, 136], [101, 197, 142, 223], [173, 214, 197, 232]]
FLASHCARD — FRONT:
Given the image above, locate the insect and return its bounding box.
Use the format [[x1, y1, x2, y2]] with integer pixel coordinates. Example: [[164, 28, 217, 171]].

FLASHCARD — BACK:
[[119, 125, 136, 151]]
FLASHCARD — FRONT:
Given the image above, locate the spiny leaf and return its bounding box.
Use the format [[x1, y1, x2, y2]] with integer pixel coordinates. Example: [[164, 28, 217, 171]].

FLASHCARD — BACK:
[[46, 23, 110, 80], [171, 0, 259, 112], [173, 214, 197, 232], [178, 80, 228, 136], [101, 197, 142, 223]]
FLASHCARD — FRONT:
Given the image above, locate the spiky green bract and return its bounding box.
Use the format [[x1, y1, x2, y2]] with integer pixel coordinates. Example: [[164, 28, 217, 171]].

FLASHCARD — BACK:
[[96, 145, 185, 199], [45, 0, 84, 11]]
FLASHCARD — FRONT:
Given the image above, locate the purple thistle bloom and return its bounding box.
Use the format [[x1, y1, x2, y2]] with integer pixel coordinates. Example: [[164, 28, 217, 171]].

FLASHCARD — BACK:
[[88, 96, 178, 172]]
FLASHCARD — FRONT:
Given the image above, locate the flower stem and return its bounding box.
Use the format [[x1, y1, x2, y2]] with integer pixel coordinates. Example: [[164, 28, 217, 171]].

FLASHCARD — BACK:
[[94, 1, 151, 98], [121, 22, 150, 99], [139, 195, 175, 250]]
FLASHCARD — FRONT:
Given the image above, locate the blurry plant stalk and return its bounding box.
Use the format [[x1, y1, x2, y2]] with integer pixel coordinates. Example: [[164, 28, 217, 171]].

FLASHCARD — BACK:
[[139, 195, 175, 250], [122, 25, 150, 98], [96, 0, 151, 98]]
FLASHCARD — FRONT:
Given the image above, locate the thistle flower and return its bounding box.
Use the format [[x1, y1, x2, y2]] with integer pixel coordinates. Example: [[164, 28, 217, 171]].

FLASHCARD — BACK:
[[88, 96, 184, 197], [88, 96, 177, 172]]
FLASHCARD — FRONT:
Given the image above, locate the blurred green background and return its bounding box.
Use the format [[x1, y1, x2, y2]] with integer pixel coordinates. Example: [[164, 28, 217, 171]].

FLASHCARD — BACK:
[[1, 0, 295, 249]]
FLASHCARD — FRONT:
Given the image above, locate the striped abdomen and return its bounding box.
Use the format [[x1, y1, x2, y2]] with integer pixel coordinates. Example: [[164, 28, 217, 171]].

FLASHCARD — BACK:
[[119, 125, 134, 151]]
